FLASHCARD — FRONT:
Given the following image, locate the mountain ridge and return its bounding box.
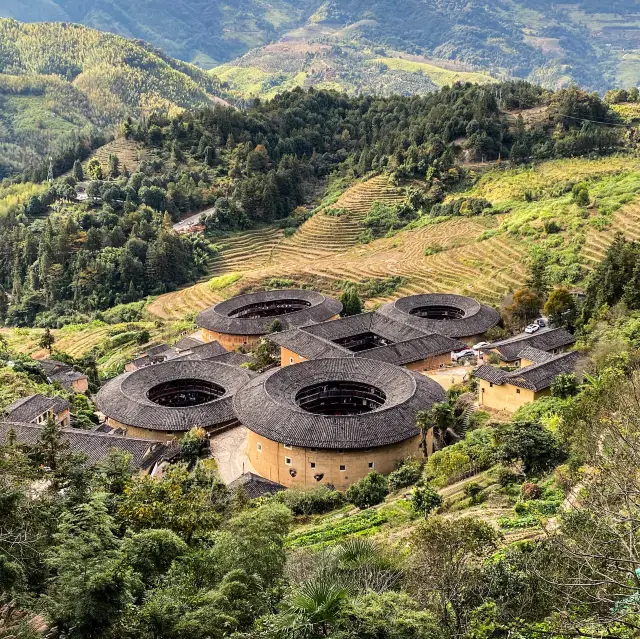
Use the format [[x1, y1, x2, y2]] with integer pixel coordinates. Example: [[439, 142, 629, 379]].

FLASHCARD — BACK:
[[4, 0, 640, 91]]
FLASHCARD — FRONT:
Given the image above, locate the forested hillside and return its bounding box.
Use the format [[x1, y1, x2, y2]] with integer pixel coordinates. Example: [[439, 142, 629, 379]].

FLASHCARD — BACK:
[[0, 81, 631, 331], [6, 0, 640, 92], [0, 0, 316, 67], [0, 20, 227, 175]]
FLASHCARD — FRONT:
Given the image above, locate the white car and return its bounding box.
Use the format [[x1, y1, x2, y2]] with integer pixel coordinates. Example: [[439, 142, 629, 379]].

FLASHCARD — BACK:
[[472, 341, 490, 350], [452, 348, 476, 362], [524, 324, 540, 334]]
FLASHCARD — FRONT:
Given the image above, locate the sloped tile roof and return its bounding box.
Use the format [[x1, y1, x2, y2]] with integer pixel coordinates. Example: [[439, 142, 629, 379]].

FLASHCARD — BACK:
[[0, 421, 170, 471], [196, 289, 342, 336], [4, 395, 69, 423], [268, 329, 351, 360], [233, 358, 446, 450], [209, 351, 253, 367], [377, 294, 500, 338], [228, 472, 285, 498], [180, 341, 228, 361], [482, 328, 575, 362], [516, 347, 555, 364], [174, 336, 205, 350], [356, 334, 467, 365], [475, 351, 581, 392]]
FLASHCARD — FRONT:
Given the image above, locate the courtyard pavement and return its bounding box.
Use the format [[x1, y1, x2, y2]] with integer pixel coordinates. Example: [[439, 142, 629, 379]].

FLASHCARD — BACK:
[[209, 425, 255, 484]]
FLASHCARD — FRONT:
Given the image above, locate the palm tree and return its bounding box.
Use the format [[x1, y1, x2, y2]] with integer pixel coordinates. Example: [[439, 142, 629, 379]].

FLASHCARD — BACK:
[[417, 392, 478, 453], [275, 579, 349, 637]]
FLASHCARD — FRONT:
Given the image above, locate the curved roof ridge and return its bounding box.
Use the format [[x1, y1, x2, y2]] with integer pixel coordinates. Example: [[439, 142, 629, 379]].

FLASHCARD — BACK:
[[196, 289, 342, 336], [233, 358, 445, 449], [96, 360, 254, 432], [377, 294, 499, 338]]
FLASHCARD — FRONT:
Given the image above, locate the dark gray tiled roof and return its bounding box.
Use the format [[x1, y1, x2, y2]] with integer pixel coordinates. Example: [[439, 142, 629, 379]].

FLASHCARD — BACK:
[[4, 395, 69, 423], [181, 341, 227, 360], [196, 289, 342, 336], [270, 313, 465, 366], [473, 365, 509, 385], [96, 360, 254, 432], [129, 356, 152, 370], [39, 359, 72, 376], [482, 328, 575, 362], [356, 334, 467, 365], [228, 472, 285, 498], [269, 329, 351, 360], [39, 359, 87, 390], [516, 347, 555, 364], [304, 312, 425, 343], [0, 422, 170, 471], [377, 294, 500, 338], [208, 351, 253, 367], [145, 344, 172, 358], [475, 351, 581, 392], [174, 336, 204, 350], [233, 358, 446, 450]]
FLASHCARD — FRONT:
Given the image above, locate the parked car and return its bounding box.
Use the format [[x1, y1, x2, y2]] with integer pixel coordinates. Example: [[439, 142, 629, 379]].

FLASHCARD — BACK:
[[452, 348, 476, 362], [524, 324, 540, 334], [472, 341, 490, 350], [536, 318, 546, 327]]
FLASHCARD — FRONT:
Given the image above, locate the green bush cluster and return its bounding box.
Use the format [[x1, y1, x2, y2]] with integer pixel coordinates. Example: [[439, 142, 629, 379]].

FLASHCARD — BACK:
[[388, 459, 423, 491], [275, 485, 346, 516]]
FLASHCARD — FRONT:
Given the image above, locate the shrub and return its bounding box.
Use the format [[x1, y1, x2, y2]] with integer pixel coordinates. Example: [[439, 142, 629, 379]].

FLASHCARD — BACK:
[[464, 482, 483, 503], [551, 372, 579, 399], [362, 201, 418, 239], [495, 465, 522, 487], [388, 459, 423, 491], [346, 472, 389, 509], [411, 482, 442, 518], [520, 482, 542, 500], [430, 197, 492, 217], [494, 420, 564, 475], [572, 183, 590, 206], [179, 427, 208, 468], [277, 485, 345, 516]]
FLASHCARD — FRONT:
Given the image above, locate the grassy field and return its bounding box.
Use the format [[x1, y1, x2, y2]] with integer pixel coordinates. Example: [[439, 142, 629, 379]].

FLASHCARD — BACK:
[[1, 318, 193, 378], [368, 56, 495, 87]]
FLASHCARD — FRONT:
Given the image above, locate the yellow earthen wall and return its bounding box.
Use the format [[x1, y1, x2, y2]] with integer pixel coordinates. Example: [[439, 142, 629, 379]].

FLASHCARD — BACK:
[[247, 430, 425, 490], [478, 380, 549, 413], [405, 352, 452, 372], [281, 347, 307, 367], [71, 378, 89, 393], [201, 329, 261, 351]]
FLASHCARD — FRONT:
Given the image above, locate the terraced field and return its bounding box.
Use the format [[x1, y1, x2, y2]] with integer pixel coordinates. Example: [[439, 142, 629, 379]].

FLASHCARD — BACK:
[[582, 201, 640, 263], [146, 160, 640, 323], [85, 138, 147, 175], [150, 176, 408, 319], [269, 176, 406, 260]]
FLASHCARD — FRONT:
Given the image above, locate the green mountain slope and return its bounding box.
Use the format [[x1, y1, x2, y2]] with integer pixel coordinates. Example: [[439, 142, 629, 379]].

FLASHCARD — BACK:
[[0, 0, 316, 68], [216, 0, 640, 96], [0, 19, 227, 175], [5, 0, 640, 91]]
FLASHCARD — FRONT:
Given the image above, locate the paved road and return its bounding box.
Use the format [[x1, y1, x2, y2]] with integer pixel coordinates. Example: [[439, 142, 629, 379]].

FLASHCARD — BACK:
[[173, 206, 216, 232]]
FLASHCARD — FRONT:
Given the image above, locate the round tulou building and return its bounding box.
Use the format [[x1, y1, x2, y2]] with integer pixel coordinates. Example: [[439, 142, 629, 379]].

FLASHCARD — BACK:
[[96, 360, 254, 441], [195, 289, 342, 351], [233, 358, 446, 490], [377, 293, 500, 344]]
